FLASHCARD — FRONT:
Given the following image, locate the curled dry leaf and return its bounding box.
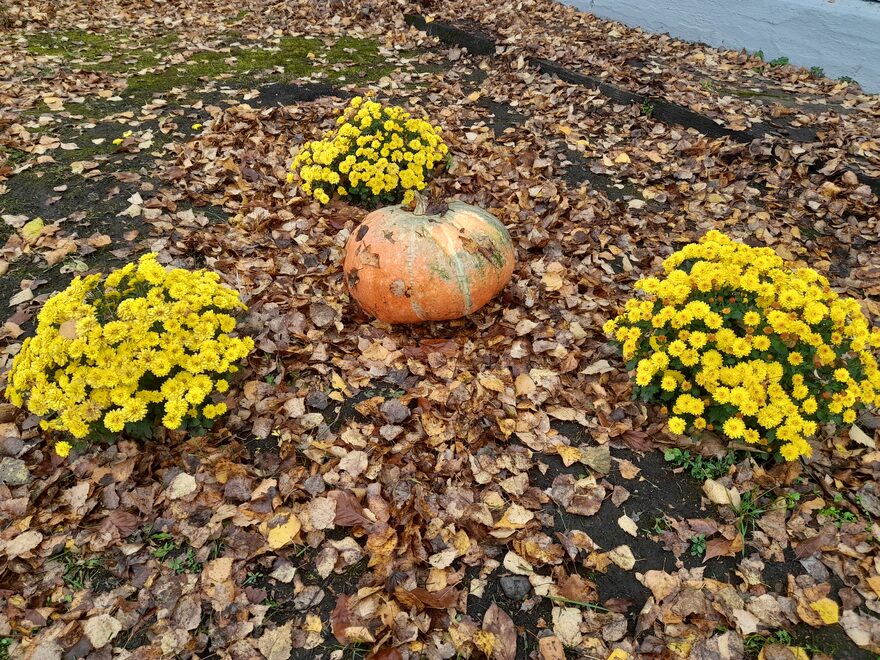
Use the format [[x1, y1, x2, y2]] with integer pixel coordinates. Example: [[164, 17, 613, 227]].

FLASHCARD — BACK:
[[617, 514, 638, 537], [3, 530, 42, 558], [702, 478, 741, 510], [166, 473, 197, 500], [482, 603, 517, 660], [257, 622, 293, 660], [83, 614, 122, 649], [551, 607, 582, 647]]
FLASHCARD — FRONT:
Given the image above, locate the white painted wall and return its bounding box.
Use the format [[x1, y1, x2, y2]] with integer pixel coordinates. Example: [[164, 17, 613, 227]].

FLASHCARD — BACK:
[[564, 0, 880, 92]]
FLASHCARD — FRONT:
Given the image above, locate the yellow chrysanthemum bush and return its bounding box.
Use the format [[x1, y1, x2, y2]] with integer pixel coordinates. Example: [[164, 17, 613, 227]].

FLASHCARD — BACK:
[[4, 254, 254, 455], [288, 96, 449, 207], [604, 231, 880, 462]]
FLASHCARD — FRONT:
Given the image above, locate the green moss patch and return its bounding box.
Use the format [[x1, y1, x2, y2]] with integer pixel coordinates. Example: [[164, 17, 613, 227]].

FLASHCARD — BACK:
[[0, 146, 28, 168], [22, 31, 401, 120], [325, 36, 397, 81], [125, 35, 392, 96], [26, 29, 177, 74]]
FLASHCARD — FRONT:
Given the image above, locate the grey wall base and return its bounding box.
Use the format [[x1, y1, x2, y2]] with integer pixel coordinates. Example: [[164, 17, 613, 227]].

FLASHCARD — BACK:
[[564, 0, 880, 92]]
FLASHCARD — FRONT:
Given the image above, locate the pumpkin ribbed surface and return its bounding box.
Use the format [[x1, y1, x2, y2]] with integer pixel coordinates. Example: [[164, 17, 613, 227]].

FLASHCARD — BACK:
[[343, 202, 515, 324]]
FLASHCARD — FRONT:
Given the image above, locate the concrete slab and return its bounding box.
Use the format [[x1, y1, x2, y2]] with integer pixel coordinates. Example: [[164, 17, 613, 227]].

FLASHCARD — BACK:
[[564, 0, 880, 92]]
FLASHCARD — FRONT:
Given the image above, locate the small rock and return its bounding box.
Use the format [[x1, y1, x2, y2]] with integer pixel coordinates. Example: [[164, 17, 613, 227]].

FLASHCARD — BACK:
[[306, 391, 329, 410], [380, 399, 410, 424], [0, 436, 24, 457], [500, 575, 532, 600], [0, 457, 29, 485]]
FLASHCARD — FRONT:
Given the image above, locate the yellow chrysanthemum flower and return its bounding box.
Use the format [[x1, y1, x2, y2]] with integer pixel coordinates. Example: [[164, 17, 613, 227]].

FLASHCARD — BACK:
[[605, 231, 880, 462], [5, 254, 253, 443], [289, 97, 448, 206], [668, 417, 687, 434]]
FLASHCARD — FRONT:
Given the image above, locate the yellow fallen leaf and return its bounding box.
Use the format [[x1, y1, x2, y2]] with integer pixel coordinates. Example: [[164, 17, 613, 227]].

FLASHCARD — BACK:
[[608, 650, 630, 660], [366, 528, 398, 568], [43, 241, 77, 267], [569, 322, 587, 339], [42, 96, 64, 111], [267, 515, 301, 550], [204, 557, 233, 582], [473, 630, 496, 656], [608, 544, 635, 570], [303, 614, 322, 633], [541, 271, 564, 291], [21, 217, 45, 242], [484, 491, 506, 509], [341, 626, 373, 643], [452, 529, 471, 555], [502, 550, 534, 575], [497, 418, 516, 438], [552, 607, 582, 647], [614, 152, 631, 164], [9, 288, 34, 307], [514, 373, 536, 396], [426, 567, 448, 591], [809, 597, 839, 624], [331, 372, 346, 391], [494, 504, 534, 529], [539, 635, 566, 660], [556, 445, 581, 467], [668, 636, 694, 656], [479, 374, 506, 392], [758, 647, 808, 660]]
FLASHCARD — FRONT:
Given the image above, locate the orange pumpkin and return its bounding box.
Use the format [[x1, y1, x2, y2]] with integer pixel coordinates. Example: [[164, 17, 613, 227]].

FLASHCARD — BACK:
[[343, 201, 515, 324]]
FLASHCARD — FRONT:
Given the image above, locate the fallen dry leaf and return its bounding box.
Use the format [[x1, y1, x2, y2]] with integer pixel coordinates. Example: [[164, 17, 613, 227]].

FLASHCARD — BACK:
[[267, 515, 302, 550]]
